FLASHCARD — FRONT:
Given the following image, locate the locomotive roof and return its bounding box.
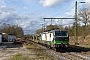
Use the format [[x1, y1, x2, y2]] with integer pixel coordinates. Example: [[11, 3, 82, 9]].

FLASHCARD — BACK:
[[42, 29, 67, 33], [0, 32, 16, 37]]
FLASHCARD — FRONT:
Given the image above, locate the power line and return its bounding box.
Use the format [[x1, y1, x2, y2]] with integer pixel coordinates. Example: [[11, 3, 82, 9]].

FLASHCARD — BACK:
[[43, 18, 75, 19], [43, 18, 75, 25], [53, 2, 75, 17]]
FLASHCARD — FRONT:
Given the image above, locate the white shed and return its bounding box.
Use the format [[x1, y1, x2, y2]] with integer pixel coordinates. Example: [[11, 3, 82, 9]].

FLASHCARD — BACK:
[[1, 33, 16, 43], [0, 33, 2, 43]]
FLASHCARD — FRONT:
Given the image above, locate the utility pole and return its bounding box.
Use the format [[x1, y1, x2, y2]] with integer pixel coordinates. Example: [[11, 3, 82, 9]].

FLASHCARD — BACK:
[[51, 18, 52, 25], [75, 1, 77, 45], [42, 24, 44, 32], [75, 1, 85, 45], [44, 19, 45, 31]]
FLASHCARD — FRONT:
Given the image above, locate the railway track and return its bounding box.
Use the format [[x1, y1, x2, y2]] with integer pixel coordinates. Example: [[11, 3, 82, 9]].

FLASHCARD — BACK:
[[27, 39, 90, 60]]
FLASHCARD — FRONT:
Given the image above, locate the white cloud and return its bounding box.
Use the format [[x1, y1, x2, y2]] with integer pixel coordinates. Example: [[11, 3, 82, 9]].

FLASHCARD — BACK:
[[0, 0, 5, 6], [23, 6, 28, 9], [23, 0, 36, 4], [0, 3, 50, 34], [65, 8, 75, 17], [39, 0, 69, 7], [0, 0, 76, 34], [84, 0, 90, 7]]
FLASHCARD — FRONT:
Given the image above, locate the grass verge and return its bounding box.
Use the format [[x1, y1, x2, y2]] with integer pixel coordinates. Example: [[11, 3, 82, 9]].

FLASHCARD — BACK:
[[11, 43, 58, 60], [25, 43, 56, 60], [11, 53, 24, 60]]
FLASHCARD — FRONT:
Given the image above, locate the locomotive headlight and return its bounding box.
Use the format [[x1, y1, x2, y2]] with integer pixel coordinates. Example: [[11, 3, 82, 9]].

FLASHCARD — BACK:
[[65, 45, 68, 47]]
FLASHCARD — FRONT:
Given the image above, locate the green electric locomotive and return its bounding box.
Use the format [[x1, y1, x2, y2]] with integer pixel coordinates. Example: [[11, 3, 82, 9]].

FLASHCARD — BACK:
[[39, 29, 69, 51]]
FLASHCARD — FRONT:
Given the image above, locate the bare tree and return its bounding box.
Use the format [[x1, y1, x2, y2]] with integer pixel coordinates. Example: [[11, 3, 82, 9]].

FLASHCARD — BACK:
[[78, 8, 90, 37], [78, 8, 90, 26]]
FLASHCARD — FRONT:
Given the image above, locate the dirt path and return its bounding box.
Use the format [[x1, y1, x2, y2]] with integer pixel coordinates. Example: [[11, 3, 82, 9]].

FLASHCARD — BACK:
[[0, 43, 27, 60]]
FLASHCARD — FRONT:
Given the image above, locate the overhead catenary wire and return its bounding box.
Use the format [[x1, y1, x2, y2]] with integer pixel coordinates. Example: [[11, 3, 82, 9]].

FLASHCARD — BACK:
[[43, 2, 76, 27], [52, 2, 75, 17]]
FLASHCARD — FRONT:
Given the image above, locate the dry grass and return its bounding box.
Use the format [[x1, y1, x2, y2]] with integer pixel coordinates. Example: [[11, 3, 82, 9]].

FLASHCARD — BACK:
[[10, 53, 25, 60], [11, 43, 57, 60], [69, 35, 90, 48], [25, 43, 57, 60]]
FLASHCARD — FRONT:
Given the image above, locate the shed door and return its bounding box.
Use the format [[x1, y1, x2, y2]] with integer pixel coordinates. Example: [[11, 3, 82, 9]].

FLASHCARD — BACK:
[[2, 34, 8, 42], [0, 35, 2, 43]]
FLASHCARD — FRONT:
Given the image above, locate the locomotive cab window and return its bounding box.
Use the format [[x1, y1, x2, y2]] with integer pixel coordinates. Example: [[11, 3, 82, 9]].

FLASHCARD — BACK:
[[55, 31, 67, 36], [61, 31, 67, 36], [55, 31, 60, 36]]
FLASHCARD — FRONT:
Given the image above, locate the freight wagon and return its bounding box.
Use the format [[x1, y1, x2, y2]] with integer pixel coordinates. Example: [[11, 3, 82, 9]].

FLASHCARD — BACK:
[[39, 29, 69, 51]]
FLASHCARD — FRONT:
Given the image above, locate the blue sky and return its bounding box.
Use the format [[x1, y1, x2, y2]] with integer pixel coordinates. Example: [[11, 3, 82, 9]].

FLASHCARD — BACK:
[[0, 0, 90, 34]]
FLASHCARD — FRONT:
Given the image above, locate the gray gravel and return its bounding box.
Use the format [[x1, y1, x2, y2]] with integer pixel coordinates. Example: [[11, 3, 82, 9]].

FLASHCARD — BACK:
[[0, 43, 26, 60]]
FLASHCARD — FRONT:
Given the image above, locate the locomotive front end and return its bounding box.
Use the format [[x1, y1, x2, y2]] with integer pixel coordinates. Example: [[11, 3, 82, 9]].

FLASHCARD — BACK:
[[55, 30, 69, 48]]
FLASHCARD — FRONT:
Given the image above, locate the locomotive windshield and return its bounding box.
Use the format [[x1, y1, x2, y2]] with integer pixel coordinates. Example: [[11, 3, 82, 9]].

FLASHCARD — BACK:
[[55, 31, 67, 36], [61, 31, 67, 36], [55, 31, 60, 36]]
